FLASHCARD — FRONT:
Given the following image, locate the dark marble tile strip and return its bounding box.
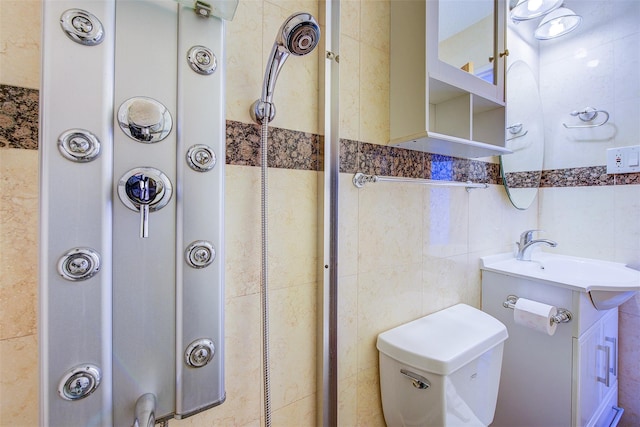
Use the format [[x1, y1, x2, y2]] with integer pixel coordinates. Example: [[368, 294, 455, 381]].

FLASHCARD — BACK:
[[0, 85, 39, 149], [503, 171, 543, 188], [341, 139, 502, 185], [2, 84, 639, 186], [225, 119, 320, 171], [539, 166, 613, 187]]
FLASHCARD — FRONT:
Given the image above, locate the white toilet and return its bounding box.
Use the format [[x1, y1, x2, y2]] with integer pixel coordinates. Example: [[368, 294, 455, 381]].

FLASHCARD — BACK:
[[377, 304, 508, 427]]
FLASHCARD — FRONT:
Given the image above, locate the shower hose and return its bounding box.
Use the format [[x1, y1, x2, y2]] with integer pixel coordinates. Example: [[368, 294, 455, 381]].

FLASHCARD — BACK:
[[260, 116, 272, 427]]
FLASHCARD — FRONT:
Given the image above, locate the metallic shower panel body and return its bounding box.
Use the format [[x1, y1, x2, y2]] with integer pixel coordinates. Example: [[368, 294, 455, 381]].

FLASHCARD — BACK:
[[175, 6, 226, 418], [39, 0, 226, 425], [40, 1, 115, 425], [112, 0, 178, 424]]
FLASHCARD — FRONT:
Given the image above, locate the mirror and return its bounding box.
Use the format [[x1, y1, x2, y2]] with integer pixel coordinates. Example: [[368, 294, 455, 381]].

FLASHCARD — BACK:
[[438, 0, 495, 84], [501, 60, 544, 209]]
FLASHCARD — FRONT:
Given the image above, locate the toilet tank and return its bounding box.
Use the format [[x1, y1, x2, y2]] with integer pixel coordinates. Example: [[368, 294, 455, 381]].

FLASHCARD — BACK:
[[377, 304, 508, 426]]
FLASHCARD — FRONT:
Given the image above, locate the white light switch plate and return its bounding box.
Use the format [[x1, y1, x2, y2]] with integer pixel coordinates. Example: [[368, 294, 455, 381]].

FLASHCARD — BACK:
[[607, 145, 640, 174]]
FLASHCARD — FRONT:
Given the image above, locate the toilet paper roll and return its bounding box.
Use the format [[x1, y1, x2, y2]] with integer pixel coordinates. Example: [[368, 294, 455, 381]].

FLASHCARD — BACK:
[[513, 298, 558, 336]]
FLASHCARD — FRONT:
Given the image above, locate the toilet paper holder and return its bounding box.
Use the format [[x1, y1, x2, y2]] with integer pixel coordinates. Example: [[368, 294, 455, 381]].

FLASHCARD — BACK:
[[503, 295, 573, 325]]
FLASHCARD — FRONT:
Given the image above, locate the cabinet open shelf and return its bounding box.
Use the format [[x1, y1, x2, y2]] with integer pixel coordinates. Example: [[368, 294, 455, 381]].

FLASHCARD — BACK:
[[389, 0, 510, 159]]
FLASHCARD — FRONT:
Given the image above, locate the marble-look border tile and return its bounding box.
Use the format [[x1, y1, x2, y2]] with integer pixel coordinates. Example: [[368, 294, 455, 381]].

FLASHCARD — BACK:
[[225, 120, 321, 171], [2, 84, 639, 185], [539, 166, 614, 187], [341, 139, 501, 185], [503, 171, 543, 188], [0, 85, 39, 150]]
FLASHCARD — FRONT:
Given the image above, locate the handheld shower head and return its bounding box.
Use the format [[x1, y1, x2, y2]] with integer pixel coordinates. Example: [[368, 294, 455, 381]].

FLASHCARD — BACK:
[[278, 12, 320, 56], [251, 12, 320, 124]]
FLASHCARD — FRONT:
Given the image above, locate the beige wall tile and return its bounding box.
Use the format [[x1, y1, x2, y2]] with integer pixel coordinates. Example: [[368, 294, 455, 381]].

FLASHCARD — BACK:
[[337, 274, 358, 381], [340, 0, 360, 41], [271, 393, 317, 426], [356, 366, 385, 427], [422, 253, 472, 313], [266, 168, 318, 289], [338, 35, 361, 141], [0, 1, 41, 89], [614, 184, 640, 265], [0, 334, 39, 427], [539, 186, 616, 260], [0, 149, 38, 340], [359, 44, 389, 145], [360, 0, 389, 53], [357, 182, 423, 273], [338, 173, 359, 277], [225, 165, 262, 298], [226, 0, 265, 124], [468, 185, 515, 253], [337, 374, 357, 426], [357, 264, 422, 372], [269, 282, 317, 408], [423, 186, 470, 258]]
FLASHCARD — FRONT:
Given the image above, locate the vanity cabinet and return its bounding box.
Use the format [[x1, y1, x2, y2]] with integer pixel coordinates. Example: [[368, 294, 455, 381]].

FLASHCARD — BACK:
[[575, 309, 620, 427], [390, 0, 511, 158], [481, 271, 623, 427]]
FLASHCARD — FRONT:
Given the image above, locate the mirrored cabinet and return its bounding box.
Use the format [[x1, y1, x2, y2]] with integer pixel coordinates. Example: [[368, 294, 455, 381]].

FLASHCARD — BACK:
[[390, 0, 511, 158]]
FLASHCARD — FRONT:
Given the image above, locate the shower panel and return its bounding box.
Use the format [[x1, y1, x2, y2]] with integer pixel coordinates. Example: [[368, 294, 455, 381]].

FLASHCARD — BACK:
[[39, 0, 227, 425]]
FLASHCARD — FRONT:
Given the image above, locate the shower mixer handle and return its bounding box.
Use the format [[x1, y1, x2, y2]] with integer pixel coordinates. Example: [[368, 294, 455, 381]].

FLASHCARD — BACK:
[[125, 174, 157, 238], [118, 167, 173, 239]]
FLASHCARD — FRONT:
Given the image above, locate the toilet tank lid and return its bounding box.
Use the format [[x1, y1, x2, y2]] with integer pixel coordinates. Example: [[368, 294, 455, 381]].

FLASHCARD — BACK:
[[376, 304, 508, 375]]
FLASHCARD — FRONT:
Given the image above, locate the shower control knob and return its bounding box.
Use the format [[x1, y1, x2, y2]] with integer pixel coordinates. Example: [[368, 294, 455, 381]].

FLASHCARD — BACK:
[[60, 9, 105, 46], [187, 45, 217, 75], [58, 129, 101, 162], [185, 338, 215, 368], [117, 97, 173, 143], [118, 168, 173, 238], [185, 240, 215, 268], [186, 144, 216, 172], [58, 364, 102, 401], [57, 248, 101, 281]]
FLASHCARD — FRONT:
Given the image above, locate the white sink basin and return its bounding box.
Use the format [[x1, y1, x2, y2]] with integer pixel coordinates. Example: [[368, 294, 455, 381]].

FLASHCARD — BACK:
[[481, 252, 640, 310]]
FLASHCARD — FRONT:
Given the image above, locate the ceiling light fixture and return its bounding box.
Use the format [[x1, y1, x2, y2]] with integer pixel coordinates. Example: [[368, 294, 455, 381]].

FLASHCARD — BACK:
[[510, 0, 563, 21], [534, 7, 583, 40]]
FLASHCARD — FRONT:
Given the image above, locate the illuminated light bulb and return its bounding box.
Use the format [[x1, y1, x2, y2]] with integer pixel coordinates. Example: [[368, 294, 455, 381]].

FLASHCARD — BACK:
[[548, 20, 565, 37], [528, 0, 543, 12], [534, 7, 582, 40], [511, 0, 562, 21]]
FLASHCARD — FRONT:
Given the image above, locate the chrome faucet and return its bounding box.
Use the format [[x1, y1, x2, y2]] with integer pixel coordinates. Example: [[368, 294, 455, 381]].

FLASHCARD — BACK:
[[516, 229, 558, 261]]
